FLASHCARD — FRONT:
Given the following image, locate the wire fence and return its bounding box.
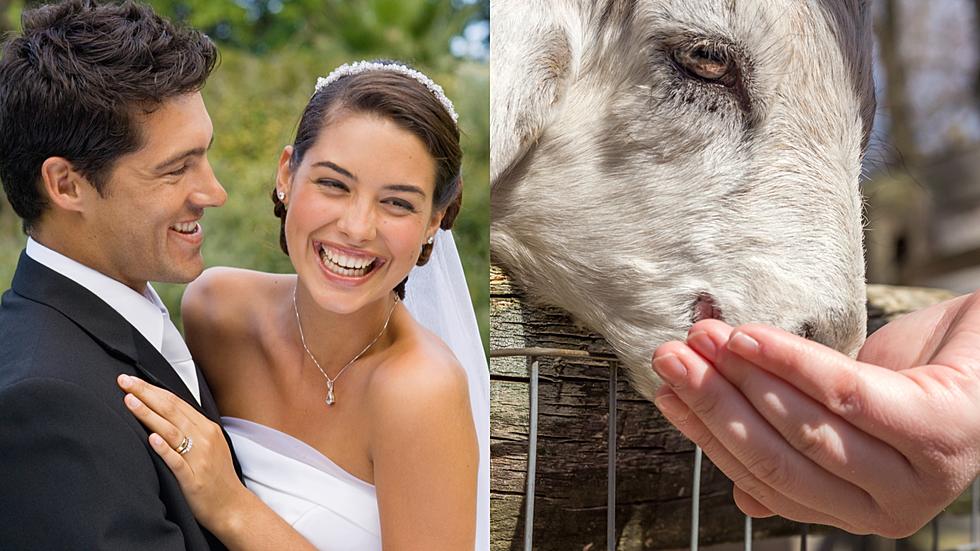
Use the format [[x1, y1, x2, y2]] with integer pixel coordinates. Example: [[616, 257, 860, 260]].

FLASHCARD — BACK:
[[490, 347, 980, 551]]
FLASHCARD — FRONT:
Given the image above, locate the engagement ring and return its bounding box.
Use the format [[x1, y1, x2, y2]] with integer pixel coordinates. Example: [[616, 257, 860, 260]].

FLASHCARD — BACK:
[[174, 435, 193, 455]]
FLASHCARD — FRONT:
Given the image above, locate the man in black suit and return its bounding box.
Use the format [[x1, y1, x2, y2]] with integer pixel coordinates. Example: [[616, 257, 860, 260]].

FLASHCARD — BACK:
[[0, 1, 239, 548]]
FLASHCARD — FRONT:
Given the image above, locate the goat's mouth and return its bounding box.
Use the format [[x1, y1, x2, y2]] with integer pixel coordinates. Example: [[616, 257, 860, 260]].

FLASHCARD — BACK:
[[691, 292, 724, 324]]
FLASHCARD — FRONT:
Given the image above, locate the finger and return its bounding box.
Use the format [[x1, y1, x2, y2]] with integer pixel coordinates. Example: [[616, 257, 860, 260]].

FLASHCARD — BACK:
[[692, 327, 911, 494], [148, 432, 195, 482], [118, 374, 199, 431], [731, 486, 775, 518], [652, 342, 881, 523], [653, 387, 861, 531], [123, 393, 187, 450], [722, 324, 925, 452], [708, 335, 913, 499], [685, 319, 735, 363]]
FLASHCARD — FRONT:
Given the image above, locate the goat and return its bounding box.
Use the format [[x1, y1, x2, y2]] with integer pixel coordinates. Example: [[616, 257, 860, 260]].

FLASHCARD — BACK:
[[490, 0, 876, 402]]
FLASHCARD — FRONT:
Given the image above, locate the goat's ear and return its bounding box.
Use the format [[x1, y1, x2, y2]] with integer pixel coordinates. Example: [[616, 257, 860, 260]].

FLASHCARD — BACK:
[[854, 0, 873, 16], [490, 0, 573, 187]]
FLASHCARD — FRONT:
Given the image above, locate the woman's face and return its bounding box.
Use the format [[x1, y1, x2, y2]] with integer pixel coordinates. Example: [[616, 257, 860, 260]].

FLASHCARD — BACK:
[[278, 112, 442, 314]]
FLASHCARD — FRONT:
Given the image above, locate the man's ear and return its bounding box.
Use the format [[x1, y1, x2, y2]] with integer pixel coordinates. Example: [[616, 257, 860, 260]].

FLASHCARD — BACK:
[[39, 157, 92, 214], [275, 146, 294, 203]]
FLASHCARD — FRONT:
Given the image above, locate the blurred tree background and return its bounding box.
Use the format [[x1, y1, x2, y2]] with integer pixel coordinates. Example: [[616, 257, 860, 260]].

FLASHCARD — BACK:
[[864, 0, 980, 298], [0, 0, 490, 348]]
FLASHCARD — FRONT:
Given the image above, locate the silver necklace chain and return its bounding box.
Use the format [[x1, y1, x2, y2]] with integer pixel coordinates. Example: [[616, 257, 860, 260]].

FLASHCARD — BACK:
[[292, 286, 399, 406]]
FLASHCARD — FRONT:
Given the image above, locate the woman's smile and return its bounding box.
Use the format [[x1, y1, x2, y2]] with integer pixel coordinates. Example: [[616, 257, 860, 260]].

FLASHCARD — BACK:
[[315, 240, 387, 282]]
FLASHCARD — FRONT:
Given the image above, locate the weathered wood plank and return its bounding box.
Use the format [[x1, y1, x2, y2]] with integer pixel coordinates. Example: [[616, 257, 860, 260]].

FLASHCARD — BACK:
[[490, 263, 956, 550]]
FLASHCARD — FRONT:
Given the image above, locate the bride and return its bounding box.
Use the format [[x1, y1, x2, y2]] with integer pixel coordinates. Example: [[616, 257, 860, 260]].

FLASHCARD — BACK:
[[116, 60, 489, 550]]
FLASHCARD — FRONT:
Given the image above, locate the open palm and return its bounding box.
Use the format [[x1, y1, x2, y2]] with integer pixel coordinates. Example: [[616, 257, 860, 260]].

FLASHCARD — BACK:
[[652, 292, 980, 536]]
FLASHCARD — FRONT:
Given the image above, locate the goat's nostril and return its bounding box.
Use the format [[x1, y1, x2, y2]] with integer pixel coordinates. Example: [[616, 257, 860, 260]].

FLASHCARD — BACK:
[[794, 309, 864, 353], [691, 292, 723, 324]]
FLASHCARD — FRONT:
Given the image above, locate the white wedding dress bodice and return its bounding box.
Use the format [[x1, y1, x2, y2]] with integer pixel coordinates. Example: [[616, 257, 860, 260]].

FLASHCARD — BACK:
[[222, 416, 381, 551]]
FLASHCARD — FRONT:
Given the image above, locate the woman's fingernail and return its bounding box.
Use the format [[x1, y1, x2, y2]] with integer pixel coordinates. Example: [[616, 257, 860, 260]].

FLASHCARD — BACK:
[[653, 353, 688, 386], [728, 331, 760, 356], [118, 374, 132, 389], [655, 394, 690, 422], [688, 331, 717, 359], [149, 433, 165, 447], [124, 393, 141, 409]]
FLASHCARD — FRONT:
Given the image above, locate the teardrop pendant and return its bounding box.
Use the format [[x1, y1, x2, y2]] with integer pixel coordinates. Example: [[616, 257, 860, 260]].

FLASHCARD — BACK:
[[325, 380, 336, 406]]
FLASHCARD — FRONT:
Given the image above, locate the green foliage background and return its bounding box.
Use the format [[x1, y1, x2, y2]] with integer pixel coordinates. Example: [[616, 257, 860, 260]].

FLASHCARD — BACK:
[[0, 0, 489, 348]]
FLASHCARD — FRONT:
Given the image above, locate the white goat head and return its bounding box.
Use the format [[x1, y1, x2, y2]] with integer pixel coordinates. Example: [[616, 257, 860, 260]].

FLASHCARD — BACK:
[[490, 0, 876, 402]]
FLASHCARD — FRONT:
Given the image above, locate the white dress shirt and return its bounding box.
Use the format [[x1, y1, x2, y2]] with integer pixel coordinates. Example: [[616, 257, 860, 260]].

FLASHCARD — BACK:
[[25, 238, 201, 404]]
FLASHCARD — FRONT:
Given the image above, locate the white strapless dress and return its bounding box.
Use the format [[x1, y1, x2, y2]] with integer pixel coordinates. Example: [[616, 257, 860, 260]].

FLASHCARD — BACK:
[[223, 416, 381, 551]]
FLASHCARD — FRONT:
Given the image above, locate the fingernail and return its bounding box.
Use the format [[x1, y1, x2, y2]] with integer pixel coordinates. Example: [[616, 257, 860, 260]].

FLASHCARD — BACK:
[[118, 374, 132, 389], [688, 331, 717, 359], [149, 433, 164, 447], [124, 393, 141, 409], [728, 331, 760, 356], [653, 353, 687, 386], [654, 394, 690, 422]]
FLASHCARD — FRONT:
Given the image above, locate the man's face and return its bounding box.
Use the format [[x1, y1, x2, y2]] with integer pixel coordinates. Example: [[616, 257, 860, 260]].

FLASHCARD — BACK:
[[79, 92, 226, 291]]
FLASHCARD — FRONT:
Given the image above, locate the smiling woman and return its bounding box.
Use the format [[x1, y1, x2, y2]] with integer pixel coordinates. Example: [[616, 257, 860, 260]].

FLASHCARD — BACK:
[[115, 60, 487, 551], [277, 113, 442, 314]]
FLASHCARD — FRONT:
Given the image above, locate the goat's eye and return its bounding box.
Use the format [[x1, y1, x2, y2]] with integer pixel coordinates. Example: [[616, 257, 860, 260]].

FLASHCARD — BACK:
[[673, 44, 736, 85]]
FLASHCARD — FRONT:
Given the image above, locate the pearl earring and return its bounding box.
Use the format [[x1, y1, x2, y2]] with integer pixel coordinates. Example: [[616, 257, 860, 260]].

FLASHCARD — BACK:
[[277, 190, 285, 201], [426, 236, 434, 245]]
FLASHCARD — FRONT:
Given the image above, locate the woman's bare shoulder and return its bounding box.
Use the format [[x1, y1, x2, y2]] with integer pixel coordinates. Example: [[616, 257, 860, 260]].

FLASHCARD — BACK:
[[367, 320, 471, 418], [366, 321, 478, 549], [181, 267, 292, 340], [366, 319, 476, 473]]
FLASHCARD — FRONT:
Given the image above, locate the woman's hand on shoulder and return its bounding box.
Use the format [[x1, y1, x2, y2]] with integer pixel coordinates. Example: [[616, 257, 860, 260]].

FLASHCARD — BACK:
[[116, 373, 250, 533], [368, 347, 478, 551], [117, 374, 318, 550]]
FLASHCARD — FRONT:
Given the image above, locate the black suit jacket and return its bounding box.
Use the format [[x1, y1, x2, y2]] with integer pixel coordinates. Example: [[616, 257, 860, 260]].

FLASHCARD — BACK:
[[0, 252, 241, 550]]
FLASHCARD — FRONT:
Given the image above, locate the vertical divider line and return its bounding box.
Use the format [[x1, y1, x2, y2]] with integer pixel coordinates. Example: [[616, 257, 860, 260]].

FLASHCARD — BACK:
[[931, 517, 939, 551], [691, 446, 702, 551], [608, 361, 617, 551], [524, 356, 540, 551]]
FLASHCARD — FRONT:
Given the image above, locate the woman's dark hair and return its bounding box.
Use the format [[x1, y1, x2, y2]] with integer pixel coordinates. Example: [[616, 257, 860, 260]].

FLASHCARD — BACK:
[[272, 61, 463, 299], [0, 0, 218, 233]]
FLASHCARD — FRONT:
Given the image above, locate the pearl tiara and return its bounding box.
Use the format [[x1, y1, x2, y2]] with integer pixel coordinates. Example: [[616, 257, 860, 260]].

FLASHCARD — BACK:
[[314, 60, 459, 124]]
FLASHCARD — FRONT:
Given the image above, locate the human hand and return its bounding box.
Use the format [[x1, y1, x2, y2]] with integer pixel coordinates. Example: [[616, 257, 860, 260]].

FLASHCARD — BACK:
[[117, 374, 248, 535], [651, 292, 980, 537]]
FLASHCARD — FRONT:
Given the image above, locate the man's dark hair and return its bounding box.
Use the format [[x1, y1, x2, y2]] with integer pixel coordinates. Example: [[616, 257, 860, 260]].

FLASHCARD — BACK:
[[0, 0, 218, 233]]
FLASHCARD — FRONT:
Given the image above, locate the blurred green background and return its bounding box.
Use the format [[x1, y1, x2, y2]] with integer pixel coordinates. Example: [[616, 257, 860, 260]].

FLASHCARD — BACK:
[[0, 0, 490, 349]]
